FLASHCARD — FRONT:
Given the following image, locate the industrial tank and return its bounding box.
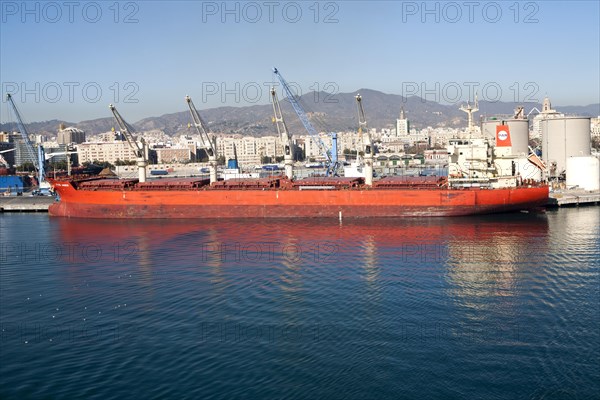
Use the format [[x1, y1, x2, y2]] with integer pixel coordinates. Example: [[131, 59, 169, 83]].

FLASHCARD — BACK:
[[541, 117, 591, 177], [482, 119, 529, 155], [566, 156, 600, 191]]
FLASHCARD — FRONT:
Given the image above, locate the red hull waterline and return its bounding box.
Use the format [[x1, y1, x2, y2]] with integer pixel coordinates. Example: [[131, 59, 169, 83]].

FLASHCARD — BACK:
[[48, 177, 549, 219]]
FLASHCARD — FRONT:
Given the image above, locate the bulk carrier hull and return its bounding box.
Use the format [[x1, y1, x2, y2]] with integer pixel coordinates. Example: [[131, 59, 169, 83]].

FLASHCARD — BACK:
[[48, 177, 549, 219]]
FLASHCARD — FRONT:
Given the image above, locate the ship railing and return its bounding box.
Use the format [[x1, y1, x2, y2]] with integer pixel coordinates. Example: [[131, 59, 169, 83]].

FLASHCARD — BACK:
[[210, 177, 281, 190], [77, 178, 138, 190], [298, 186, 336, 190], [292, 177, 363, 189], [135, 178, 210, 190], [372, 176, 447, 189]]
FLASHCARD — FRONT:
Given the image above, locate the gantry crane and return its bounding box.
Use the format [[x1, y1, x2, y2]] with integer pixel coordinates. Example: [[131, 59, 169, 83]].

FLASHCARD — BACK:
[[108, 104, 147, 182], [270, 87, 294, 179], [272, 67, 341, 176], [355, 94, 374, 186], [185, 95, 217, 184], [6, 94, 47, 189]]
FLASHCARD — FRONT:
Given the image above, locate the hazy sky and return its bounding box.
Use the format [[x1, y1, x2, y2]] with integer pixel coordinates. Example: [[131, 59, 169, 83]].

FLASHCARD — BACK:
[[1, 0, 599, 122]]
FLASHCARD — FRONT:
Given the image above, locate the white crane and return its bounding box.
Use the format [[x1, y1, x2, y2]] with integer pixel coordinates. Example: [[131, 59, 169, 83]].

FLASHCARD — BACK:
[[270, 87, 294, 179], [185, 96, 218, 184], [355, 94, 374, 186], [0, 148, 16, 167], [108, 104, 147, 183]]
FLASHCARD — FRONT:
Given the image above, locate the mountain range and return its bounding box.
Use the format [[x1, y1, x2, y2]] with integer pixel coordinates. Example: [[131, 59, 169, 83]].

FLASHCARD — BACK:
[[2, 89, 599, 138]]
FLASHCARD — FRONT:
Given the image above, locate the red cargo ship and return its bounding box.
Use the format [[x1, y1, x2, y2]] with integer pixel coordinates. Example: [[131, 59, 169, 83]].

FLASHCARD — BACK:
[[47, 175, 549, 219]]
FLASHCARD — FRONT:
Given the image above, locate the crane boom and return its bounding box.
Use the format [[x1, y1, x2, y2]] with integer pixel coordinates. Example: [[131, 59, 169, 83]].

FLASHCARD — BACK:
[[272, 67, 340, 175], [108, 104, 147, 182], [108, 104, 144, 157], [5, 94, 41, 172], [356, 94, 368, 143], [6, 94, 47, 188], [185, 95, 217, 184], [270, 87, 294, 179]]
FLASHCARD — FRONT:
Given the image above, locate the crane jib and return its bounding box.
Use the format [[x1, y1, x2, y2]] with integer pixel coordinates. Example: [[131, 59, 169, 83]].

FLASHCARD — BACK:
[[272, 68, 334, 169]]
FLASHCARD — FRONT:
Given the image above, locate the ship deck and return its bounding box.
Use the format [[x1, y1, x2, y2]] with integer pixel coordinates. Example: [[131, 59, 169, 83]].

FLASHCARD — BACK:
[[65, 176, 456, 192]]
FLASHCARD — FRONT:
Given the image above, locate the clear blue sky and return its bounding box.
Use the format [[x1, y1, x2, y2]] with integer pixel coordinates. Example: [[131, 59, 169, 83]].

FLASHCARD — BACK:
[[1, 0, 599, 122]]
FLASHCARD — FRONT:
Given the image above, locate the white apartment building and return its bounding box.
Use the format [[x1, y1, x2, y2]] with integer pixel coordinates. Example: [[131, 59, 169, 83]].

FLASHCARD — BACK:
[[77, 141, 139, 164], [396, 108, 409, 137], [591, 117, 600, 139], [216, 135, 283, 166]]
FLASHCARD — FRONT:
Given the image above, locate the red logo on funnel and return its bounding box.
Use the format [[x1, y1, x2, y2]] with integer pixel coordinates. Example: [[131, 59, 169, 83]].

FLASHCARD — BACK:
[[496, 125, 512, 147]]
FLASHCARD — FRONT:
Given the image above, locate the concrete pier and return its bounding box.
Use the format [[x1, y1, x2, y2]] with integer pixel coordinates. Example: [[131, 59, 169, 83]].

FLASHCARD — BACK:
[[548, 190, 600, 207], [0, 196, 55, 212]]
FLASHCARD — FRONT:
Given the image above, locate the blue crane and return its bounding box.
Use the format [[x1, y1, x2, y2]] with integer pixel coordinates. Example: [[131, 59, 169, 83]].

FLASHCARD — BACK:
[[6, 94, 46, 189], [272, 67, 341, 176]]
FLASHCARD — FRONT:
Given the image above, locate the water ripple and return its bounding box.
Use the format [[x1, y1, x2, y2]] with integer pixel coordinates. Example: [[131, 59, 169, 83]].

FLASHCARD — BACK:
[[1, 210, 599, 398]]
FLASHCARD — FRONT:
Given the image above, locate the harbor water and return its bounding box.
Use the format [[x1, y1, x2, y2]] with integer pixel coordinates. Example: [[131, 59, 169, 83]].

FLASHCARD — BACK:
[[1, 208, 599, 399]]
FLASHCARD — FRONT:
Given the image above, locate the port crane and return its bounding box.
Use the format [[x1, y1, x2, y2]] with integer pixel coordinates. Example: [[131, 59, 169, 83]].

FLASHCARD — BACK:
[[44, 148, 78, 176], [270, 87, 294, 179], [272, 67, 341, 176], [108, 104, 148, 183], [185, 95, 217, 184], [5, 94, 48, 190], [355, 94, 374, 186], [0, 148, 16, 168], [527, 107, 541, 118]]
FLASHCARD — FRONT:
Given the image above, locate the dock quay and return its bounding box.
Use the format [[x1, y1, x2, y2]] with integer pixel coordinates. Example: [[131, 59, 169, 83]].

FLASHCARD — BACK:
[[548, 190, 600, 207], [0, 196, 55, 212]]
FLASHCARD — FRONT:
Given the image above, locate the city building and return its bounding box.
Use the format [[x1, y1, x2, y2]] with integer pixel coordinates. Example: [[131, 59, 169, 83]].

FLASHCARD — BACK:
[[591, 117, 600, 140], [531, 97, 563, 139], [154, 147, 192, 164], [216, 135, 283, 166], [424, 149, 448, 164], [57, 125, 86, 145], [77, 140, 140, 165], [396, 107, 409, 137], [13, 134, 38, 167]]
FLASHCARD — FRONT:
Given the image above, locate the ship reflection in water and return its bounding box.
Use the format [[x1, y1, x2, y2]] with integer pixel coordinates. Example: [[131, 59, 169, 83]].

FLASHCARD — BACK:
[[51, 214, 553, 312], [50, 215, 555, 288], [51, 213, 551, 285], [2, 210, 597, 399]]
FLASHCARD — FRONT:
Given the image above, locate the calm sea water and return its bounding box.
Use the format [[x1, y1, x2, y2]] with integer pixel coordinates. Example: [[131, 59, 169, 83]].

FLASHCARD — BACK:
[[1, 208, 599, 399]]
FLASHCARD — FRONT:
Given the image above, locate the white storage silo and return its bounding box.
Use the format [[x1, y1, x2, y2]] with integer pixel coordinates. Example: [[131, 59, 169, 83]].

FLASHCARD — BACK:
[[541, 117, 591, 177], [482, 120, 500, 140], [566, 156, 600, 191], [507, 119, 530, 155]]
